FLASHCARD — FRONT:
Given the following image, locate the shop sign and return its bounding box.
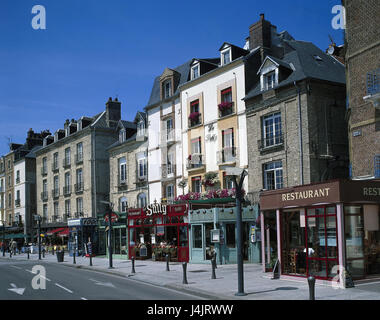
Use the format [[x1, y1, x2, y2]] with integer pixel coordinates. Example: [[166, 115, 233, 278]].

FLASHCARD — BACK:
[[146, 201, 167, 216], [68, 219, 81, 227], [363, 187, 380, 196], [104, 213, 119, 223], [281, 188, 331, 202], [81, 218, 97, 226]]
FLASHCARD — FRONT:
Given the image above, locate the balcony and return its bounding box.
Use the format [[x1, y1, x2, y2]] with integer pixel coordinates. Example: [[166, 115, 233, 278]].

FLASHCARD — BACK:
[[41, 167, 48, 176], [15, 199, 21, 207], [41, 192, 48, 202], [75, 182, 84, 193], [62, 158, 71, 169], [217, 147, 237, 165], [74, 212, 84, 218], [188, 113, 202, 129], [63, 185, 72, 196], [52, 189, 60, 199], [52, 162, 59, 173], [187, 154, 205, 171], [15, 177, 20, 184], [76, 153, 83, 165], [118, 179, 128, 191], [218, 102, 235, 119], [365, 69, 380, 109], [0, 186, 4, 193], [166, 130, 175, 144], [258, 134, 284, 153]]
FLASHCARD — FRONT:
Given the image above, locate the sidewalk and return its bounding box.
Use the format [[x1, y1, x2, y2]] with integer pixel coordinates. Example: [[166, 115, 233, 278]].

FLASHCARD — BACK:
[[2, 252, 380, 300]]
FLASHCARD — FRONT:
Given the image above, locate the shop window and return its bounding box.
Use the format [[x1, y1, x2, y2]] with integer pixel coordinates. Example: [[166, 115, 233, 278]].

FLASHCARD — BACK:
[[225, 223, 236, 248], [193, 225, 202, 249]]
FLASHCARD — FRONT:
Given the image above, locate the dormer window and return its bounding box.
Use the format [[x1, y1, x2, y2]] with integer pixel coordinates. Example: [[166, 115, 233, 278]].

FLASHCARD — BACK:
[[163, 80, 172, 99], [221, 48, 231, 65], [191, 64, 200, 80], [137, 121, 145, 137], [265, 72, 276, 90], [119, 129, 126, 143]]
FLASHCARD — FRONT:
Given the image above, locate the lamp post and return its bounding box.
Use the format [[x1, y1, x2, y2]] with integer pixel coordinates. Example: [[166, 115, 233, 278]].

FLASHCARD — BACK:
[[100, 201, 114, 269], [34, 215, 42, 260], [1, 221, 5, 257], [222, 166, 248, 296]]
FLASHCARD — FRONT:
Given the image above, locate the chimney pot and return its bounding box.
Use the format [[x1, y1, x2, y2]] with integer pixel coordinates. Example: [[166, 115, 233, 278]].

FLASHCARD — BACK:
[[260, 13, 265, 20]]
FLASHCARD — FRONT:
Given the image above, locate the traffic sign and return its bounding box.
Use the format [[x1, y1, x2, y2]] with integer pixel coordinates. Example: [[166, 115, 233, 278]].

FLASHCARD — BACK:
[[104, 212, 119, 223]]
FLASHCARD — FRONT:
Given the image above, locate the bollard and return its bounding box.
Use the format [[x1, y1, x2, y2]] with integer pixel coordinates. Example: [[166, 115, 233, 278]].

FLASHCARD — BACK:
[[182, 262, 188, 284], [89, 255, 93, 267], [131, 256, 136, 273], [308, 276, 316, 300], [73, 251, 76, 265], [10, 250, 12, 258], [42, 249, 45, 258], [211, 256, 217, 279], [213, 252, 217, 269], [166, 253, 170, 271]]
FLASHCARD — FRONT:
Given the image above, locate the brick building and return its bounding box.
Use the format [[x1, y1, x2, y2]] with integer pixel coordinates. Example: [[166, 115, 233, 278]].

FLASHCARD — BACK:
[[343, 0, 380, 179]]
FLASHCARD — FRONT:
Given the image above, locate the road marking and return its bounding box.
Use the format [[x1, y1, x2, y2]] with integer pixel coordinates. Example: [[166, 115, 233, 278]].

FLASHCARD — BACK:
[[356, 280, 380, 287], [89, 278, 115, 288], [81, 297, 88, 300], [55, 283, 73, 293], [8, 283, 25, 296], [25, 269, 51, 281]]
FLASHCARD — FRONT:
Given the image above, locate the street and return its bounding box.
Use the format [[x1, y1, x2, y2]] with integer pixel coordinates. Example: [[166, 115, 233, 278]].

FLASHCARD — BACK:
[[0, 259, 202, 300]]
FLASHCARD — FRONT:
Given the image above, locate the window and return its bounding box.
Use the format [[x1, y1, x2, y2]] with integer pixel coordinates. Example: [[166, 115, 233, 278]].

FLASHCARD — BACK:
[[42, 157, 47, 173], [76, 198, 83, 216], [367, 69, 380, 95], [43, 204, 48, 220], [119, 157, 127, 183], [53, 153, 59, 170], [190, 100, 199, 114], [191, 64, 199, 80], [375, 155, 380, 178], [167, 153, 174, 175], [53, 176, 59, 196], [119, 129, 126, 143], [222, 128, 235, 162], [221, 49, 231, 65], [163, 80, 172, 99], [263, 161, 283, 190], [64, 172, 71, 194], [8, 176, 11, 186], [138, 158, 147, 179], [64, 148, 71, 166], [43, 179, 47, 193], [137, 121, 145, 137], [193, 225, 202, 249], [8, 160, 11, 169], [76, 169, 83, 185], [265, 71, 276, 90], [65, 200, 71, 218], [8, 193, 11, 207], [226, 223, 236, 248], [166, 184, 174, 200], [137, 193, 147, 209], [166, 118, 174, 141], [76, 142, 83, 162], [54, 202, 59, 219], [119, 197, 127, 212], [192, 176, 202, 193], [191, 137, 201, 155], [16, 171, 20, 183], [262, 112, 282, 148], [221, 87, 232, 103], [223, 173, 235, 190]]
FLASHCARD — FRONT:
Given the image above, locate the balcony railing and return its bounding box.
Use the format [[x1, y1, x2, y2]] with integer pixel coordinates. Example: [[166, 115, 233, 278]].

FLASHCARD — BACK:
[[52, 162, 59, 172], [16, 177, 20, 184], [74, 212, 84, 218], [258, 134, 284, 151], [63, 185, 71, 196], [187, 154, 205, 170], [75, 182, 84, 193], [161, 164, 176, 179], [41, 191, 48, 201], [52, 189, 60, 199], [217, 147, 237, 164], [166, 130, 175, 143], [15, 199, 21, 207], [367, 69, 380, 95], [188, 113, 202, 128], [63, 158, 71, 168], [76, 153, 83, 164], [218, 101, 235, 118]]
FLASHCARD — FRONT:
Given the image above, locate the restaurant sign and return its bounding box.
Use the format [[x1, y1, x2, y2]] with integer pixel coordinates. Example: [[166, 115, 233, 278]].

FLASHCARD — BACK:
[[146, 201, 167, 216], [282, 188, 331, 202]]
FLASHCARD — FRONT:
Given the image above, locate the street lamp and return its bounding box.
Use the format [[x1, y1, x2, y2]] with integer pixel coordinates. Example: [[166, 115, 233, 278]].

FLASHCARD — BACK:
[[222, 166, 248, 296], [34, 214, 42, 260], [100, 201, 114, 269], [1, 220, 5, 257]]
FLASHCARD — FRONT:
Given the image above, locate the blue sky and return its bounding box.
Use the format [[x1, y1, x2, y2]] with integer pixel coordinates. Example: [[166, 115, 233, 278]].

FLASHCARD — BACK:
[[0, 0, 344, 156]]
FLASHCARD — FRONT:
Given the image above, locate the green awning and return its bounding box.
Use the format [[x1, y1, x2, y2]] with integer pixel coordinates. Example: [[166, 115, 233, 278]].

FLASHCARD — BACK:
[[4, 233, 27, 240]]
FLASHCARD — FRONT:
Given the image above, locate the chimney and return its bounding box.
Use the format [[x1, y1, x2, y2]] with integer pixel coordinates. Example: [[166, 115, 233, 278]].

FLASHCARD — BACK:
[[26, 128, 44, 149], [249, 14, 272, 51], [105, 97, 121, 128]]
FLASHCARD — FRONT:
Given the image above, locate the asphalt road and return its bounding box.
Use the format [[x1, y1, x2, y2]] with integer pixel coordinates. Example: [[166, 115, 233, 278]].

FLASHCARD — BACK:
[[0, 259, 202, 300]]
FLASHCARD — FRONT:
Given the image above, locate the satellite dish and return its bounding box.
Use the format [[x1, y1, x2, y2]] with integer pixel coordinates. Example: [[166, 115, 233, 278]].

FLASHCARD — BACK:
[[328, 46, 335, 55]]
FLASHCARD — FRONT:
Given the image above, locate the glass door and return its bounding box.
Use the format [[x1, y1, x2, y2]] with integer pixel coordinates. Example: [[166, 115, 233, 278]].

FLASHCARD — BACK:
[[264, 211, 277, 271]]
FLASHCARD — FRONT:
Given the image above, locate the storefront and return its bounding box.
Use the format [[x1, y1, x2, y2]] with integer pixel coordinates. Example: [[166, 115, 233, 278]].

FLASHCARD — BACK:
[[128, 203, 189, 262], [259, 179, 380, 284], [188, 199, 261, 265], [68, 218, 98, 256]]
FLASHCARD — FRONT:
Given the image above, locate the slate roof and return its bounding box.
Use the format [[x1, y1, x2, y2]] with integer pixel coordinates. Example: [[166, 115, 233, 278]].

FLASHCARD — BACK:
[[244, 40, 346, 101], [146, 60, 193, 108]]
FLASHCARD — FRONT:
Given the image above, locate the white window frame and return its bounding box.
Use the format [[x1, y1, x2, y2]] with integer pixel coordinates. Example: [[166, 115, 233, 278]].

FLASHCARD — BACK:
[[191, 64, 200, 80], [166, 184, 174, 200], [137, 193, 147, 209], [263, 161, 283, 190], [120, 197, 128, 213], [119, 129, 126, 143], [76, 198, 83, 216], [119, 157, 127, 183], [138, 158, 147, 179], [163, 80, 172, 99], [221, 48, 231, 65]]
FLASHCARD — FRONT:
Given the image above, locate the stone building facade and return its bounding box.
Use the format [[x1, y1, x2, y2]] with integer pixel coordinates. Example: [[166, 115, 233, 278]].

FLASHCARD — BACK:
[[35, 98, 121, 232], [343, 0, 380, 179], [244, 15, 348, 203]]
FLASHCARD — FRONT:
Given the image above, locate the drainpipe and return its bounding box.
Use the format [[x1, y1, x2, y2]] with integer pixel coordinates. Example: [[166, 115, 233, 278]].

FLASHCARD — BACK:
[[294, 81, 304, 185]]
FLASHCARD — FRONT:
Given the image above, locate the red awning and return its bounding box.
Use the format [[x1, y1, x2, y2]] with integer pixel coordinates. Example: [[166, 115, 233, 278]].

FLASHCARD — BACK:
[[46, 228, 65, 236], [57, 228, 69, 237]]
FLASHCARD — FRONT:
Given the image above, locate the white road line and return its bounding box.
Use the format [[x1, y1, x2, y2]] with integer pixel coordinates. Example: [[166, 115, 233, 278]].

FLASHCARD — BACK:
[[25, 269, 51, 281], [11, 266, 22, 270], [55, 283, 73, 293], [81, 297, 88, 300]]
